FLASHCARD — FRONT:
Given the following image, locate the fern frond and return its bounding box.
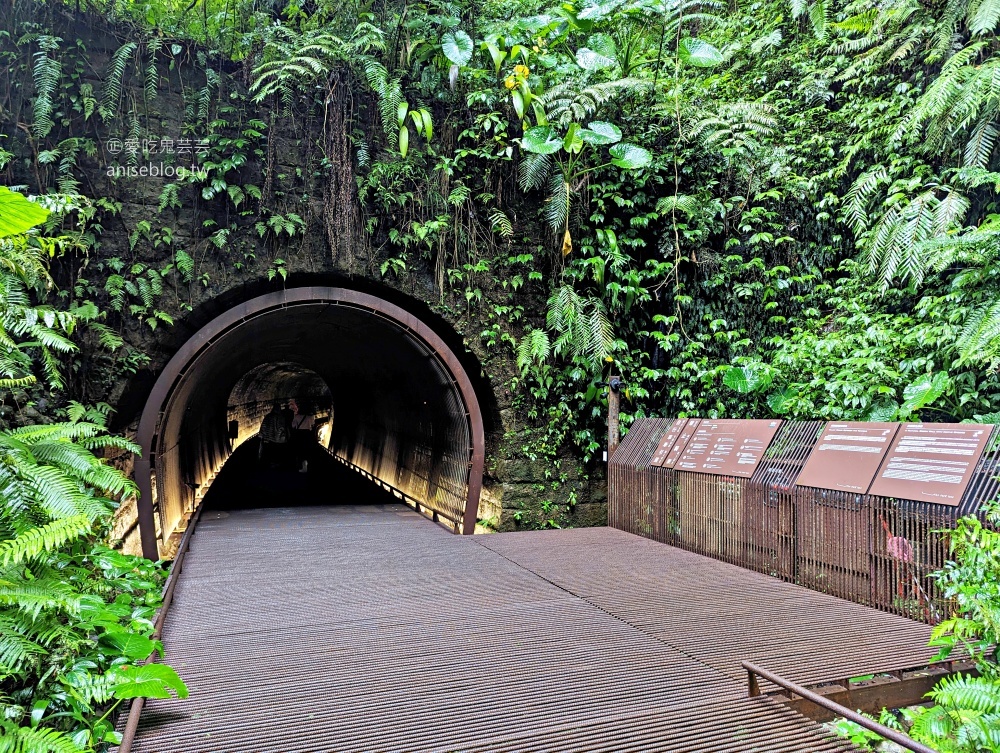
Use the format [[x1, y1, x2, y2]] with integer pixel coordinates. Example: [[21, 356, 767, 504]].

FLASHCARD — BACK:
[[927, 673, 1000, 714], [516, 328, 551, 373], [544, 171, 572, 234], [488, 209, 514, 237], [32, 36, 63, 139], [543, 78, 647, 126], [101, 41, 137, 120], [519, 152, 552, 192], [0, 722, 87, 753], [656, 195, 701, 216], [958, 299, 1000, 364], [0, 516, 90, 568]]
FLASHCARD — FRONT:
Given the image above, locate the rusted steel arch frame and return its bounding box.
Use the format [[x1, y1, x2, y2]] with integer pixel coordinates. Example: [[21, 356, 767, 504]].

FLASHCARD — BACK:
[[134, 286, 486, 560]]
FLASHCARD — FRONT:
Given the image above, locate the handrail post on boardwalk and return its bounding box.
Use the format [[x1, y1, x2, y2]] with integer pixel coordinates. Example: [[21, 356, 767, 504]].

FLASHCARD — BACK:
[[608, 375, 622, 459]]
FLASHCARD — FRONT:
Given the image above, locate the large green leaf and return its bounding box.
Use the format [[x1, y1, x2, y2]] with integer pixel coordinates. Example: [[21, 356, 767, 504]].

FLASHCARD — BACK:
[[563, 122, 584, 154], [398, 125, 409, 158], [723, 365, 772, 393], [521, 126, 564, 155], [442, 30, 474, 67], [110, 663, 188, 700], [609, 143, 652, 169], [767, 387, 796, 414], [899, 372, 951, 417], [576, 47, 616, 71], [678, 38, 724, 68], [580, 121, 622, 145], [0, 187, 49, 238], [101, 629, 156, 661], [577, 0, 625, 20]]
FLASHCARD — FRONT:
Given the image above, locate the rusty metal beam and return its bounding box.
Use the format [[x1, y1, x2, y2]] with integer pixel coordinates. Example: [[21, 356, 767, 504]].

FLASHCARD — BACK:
[[743, 661, 938, 753]]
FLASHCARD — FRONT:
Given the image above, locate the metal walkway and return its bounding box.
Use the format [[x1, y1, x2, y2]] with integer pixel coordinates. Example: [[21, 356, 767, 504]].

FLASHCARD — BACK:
[[133, 504, 937, 752]]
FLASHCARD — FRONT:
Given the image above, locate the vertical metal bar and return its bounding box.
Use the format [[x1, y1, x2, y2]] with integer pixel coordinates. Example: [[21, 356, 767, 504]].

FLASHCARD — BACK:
[[134, 458, 159, 561], [607, 376, 621, 458]]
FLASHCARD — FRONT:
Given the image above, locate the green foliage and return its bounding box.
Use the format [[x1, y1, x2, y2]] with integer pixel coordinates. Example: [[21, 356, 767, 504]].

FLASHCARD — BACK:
[[0, 185, 185, 752], [7, 0, 1000, 531], [0, 188, 50, 239], [834, 503, 1000, 752]]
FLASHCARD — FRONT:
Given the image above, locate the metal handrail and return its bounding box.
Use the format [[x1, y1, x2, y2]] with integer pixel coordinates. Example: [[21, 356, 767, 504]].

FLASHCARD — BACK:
[[117, 498, 207, 753], [742, 661, 938, 753]]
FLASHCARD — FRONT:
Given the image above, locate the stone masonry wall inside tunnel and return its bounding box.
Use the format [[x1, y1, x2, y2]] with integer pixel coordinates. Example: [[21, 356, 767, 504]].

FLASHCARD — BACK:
[[134, 287, 487, 558], [227, 362, 334, 449]]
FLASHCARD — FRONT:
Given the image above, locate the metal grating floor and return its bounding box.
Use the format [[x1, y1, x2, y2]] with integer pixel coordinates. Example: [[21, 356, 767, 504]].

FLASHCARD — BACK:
[[132, 504, 936, 752]]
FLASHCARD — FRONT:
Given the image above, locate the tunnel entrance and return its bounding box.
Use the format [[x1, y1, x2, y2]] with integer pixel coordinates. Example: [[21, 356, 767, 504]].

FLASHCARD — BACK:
[[134, 287, 486, 559]]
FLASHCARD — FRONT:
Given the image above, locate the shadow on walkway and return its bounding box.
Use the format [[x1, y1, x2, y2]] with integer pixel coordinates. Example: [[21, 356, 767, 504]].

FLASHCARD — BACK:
[[202, 439, 400, 511]]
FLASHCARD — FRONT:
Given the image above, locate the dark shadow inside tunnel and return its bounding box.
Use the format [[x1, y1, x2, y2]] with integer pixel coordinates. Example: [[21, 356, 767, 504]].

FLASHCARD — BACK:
[[133, 287, 489, 559], [200, 439, 405, 511]]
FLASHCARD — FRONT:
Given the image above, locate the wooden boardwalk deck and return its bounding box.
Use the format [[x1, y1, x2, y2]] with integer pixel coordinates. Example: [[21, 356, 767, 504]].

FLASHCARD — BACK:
[[132, 503, 937, 752]]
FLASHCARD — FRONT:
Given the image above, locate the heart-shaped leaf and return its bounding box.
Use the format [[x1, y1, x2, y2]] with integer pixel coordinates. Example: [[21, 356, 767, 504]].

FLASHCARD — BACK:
[[767, 387, 796, 413], [0, 187, 49, 238], [580, 121, 622, 145], [899, 372, 951, 417], [521, 126, 564, 155], [110, 663, 188, 700], [442, 30, 474, 67], [577, 0, 625, 20], [678, 37, 723, 68], [723, 365, 772, 393], [609, 143, 652, 169], [101, 630, 156, 661]]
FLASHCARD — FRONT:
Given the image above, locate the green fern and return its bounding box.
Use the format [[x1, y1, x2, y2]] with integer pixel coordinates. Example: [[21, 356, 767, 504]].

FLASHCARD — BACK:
[[0, 516, 90, 568], [144, 38, 161, 104], [0, 722, 87, 753], [516, 328, 551, 373], [544, 171, 572, 234], [251, 27, 346, 105], [546, 285, 617, 368], [488, 209, 514, 237], [518, 152, 552, 192], [31, 36, 63, 139], [100, 41, 136, 121], [543, 78, 647, 126]]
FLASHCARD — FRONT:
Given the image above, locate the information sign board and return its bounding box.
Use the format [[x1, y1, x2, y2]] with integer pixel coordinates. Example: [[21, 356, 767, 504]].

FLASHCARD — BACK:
[[868, 423, 991, 505], [795, 422, 899, 493], [650, 418, 702, 468], [675, 419, 782, 477]]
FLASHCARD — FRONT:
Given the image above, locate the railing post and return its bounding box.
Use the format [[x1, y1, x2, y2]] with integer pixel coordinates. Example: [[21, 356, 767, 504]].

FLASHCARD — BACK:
[[608, 376, 622, 458]]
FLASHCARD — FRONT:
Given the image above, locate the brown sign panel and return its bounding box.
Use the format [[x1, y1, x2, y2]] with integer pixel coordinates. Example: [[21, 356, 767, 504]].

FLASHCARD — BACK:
[[675, 419, 782, 477], [868, 423, 992, 505], [650, 418, 702, 468], [795, 422, 900, 493]]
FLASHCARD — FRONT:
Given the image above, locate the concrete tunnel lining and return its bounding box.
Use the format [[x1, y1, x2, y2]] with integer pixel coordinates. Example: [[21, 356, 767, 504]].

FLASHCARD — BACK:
[[134, 287, 486, 559]]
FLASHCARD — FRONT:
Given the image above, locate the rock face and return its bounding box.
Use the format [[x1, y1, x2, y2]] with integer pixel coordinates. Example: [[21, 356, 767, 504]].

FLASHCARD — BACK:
[[1, 7, 608, 542]]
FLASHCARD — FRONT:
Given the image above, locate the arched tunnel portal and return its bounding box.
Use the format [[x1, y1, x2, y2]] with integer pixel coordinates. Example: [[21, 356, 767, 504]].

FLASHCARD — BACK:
[[134, 287, 487, 559]]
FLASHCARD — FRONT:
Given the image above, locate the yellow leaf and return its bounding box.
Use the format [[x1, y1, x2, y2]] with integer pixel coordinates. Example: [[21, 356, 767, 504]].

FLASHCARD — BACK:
[[562, 228, 572, 257]]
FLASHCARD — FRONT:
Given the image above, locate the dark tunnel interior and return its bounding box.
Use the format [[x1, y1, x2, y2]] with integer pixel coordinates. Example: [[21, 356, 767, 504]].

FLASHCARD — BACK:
[[138, 291, 488, 555]]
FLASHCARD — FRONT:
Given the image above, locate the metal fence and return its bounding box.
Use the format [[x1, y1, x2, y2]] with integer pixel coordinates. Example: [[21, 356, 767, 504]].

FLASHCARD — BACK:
[[609, 419, 1000, 623]]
